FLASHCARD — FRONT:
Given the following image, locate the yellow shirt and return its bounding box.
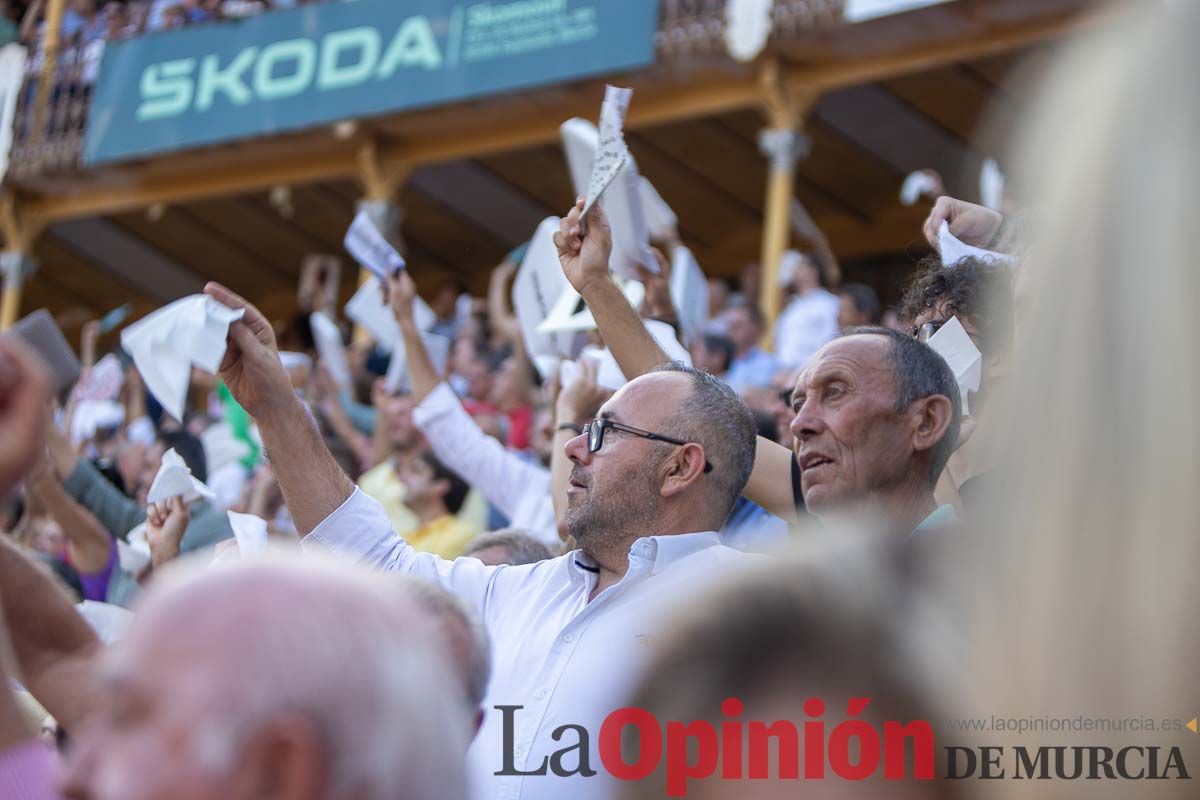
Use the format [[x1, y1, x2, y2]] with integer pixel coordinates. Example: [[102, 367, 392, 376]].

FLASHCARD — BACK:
[[358, 462, 488, 541], [407, 514, 477, 559]]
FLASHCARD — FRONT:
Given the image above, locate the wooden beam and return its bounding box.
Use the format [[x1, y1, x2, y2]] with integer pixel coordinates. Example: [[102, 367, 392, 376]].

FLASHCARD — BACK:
[[22, 7, 1102, 225]]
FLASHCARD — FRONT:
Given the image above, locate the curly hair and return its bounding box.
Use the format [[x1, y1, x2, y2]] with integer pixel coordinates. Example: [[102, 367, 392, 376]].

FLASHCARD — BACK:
[[897, 255, 1014, 354]]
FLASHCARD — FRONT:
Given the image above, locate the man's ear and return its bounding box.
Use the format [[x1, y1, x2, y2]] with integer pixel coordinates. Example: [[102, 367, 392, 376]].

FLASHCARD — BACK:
[[229, 714, 326, 800], [659, 444, 708, 499], [910, 394, 954, 456], [432, 478, 451, 501]]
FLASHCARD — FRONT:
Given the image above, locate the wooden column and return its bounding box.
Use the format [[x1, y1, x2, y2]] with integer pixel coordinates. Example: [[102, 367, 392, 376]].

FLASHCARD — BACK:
[[756, 61, 818, 348], [0, 195, 43, 329]]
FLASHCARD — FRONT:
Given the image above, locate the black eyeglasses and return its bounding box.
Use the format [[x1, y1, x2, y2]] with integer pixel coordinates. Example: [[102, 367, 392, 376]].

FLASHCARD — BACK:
[[580, 418, 713, 473]]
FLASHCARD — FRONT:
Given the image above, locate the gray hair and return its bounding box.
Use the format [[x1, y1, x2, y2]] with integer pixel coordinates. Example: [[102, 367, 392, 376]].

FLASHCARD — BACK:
[[841, 327, 962, 486], [464, 528, 554, 566], [140, 553, 469, 800], [649, 362, 758, 519], [398, 576, 492, 713]]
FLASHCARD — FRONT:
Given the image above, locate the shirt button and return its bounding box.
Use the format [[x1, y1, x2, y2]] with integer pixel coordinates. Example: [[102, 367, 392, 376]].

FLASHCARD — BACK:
[[563, 633, 575, 642]]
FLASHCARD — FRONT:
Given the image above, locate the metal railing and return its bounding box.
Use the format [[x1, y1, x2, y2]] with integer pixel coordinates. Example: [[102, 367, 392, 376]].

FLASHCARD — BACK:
[[7, 1, 845, 180]]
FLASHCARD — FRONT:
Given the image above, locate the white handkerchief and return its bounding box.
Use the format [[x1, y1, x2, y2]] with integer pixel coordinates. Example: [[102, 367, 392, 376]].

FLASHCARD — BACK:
[[900, 170, 940, 206], [117, 524, 152, 575], [309, 311, 352, 391], [582, 86, 633, 217], [121, 295, 244, 422], [146, 447, 216, 505], [344, 276, 436, 354], [925, 316, 982, 416], [227, 510, 269, 556], [344, 210, 406, 280], [76, 353, 125, 402], [938, 221, 1015, 269], [71, 400, 125, 444]]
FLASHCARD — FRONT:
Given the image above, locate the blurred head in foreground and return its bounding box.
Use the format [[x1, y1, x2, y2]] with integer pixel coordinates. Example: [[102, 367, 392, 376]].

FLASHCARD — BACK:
[[61, 554, 469, 800], [621, 546, 955, 800], [960, 3, 1200, 796]]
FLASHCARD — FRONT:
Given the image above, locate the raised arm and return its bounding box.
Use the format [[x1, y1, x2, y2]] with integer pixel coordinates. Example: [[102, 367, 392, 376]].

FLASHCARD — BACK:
[[554, 199, 670, 378], [27, 465, 113, 575], [386, 271, 442, 406], [554, 200, 801, 523], [0, 536, 103, 734], [204, 283, 354, 537]]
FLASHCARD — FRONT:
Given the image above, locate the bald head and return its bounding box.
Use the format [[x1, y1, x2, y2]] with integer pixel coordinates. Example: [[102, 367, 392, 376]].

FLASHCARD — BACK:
[[65, 554, 469, 800]]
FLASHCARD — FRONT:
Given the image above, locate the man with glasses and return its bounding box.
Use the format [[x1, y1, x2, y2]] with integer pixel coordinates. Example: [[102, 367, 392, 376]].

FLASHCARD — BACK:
[[196, 257, 759, 800], [549, 200, 963, 538]]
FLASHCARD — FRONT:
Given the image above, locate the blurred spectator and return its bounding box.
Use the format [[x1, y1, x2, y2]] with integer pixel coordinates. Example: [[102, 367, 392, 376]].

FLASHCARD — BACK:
[[463, 528, 554, 566], [721, 303, 779, 393], [394, 451, 474, 559], [690, 332, 734, 378], [837, 282, 882, 329], [773, 249, 840, 370]]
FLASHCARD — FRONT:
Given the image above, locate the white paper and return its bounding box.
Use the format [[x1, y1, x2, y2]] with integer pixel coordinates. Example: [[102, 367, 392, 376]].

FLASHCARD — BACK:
[[384, 330, 451, 394], [979, 158, 1005, 212], [344, 209, 406, 280], [120, 295, 245, 422], [76, 353, 124, 402], [638, 177, 677, 241], [568, 319, 693, 392], [938, 221, 1016, 269], [925, 316, 983, 416], [512, 217, 575, 374], [670, 246, 709, 346], [561, 117, 657, 281], [71, 400, 125, 444], [344, 275, 436, 354], [537, 279, 647, 337], [776, 250, 807, 288], [278, 351, 313, 373], [227, 510, 269, 556], [900, 170, 941, 206], [146, 447, 216, 505], [582, 86, 633, 217], [309, 310, 352, 391]]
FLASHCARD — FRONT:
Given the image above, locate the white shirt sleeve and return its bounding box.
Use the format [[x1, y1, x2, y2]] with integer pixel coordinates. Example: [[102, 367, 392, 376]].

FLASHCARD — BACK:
[[302, 487, 500, 614], [412, 382, 559, 545]]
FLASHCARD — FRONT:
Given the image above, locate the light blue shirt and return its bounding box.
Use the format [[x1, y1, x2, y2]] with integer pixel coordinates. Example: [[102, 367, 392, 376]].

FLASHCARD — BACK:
[[725, 347, 779, 393]]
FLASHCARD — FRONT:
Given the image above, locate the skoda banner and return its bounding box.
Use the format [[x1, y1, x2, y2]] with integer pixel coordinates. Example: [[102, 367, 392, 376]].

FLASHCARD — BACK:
[[84, 0, 659, 165]]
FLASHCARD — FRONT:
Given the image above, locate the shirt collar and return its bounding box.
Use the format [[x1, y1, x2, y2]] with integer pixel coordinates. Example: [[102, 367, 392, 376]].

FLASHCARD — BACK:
[[567, 531, 724, 582]]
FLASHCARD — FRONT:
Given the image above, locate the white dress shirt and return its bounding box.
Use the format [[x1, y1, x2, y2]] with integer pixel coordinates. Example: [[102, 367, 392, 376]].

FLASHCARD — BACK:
[[413, 383, 559, 546], [303, 488, 754, 800], [774, 288, 841, 370]]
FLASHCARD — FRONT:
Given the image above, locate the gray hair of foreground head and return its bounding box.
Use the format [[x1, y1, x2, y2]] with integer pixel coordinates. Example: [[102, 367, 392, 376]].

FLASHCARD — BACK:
[[649, 362, 758, 518], [142, 553, 469, 800], [397, 575, 492, 712], [464, 528, 554, 566], [840, 327, 962, 487]]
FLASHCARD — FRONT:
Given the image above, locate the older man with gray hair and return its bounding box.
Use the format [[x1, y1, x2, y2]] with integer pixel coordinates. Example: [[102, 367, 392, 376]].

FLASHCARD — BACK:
[[0, 537, 471, 800]]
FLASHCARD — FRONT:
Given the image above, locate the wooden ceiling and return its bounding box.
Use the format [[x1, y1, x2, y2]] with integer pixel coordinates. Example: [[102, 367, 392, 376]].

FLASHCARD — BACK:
[[13, 1, 1091, 341]]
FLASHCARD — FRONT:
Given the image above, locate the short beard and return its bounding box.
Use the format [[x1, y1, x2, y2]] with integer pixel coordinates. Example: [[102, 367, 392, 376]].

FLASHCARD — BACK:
[[566, 460, 661, 557]]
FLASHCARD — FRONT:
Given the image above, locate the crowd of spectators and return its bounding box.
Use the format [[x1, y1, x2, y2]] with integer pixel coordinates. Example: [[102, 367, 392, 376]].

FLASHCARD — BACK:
[[0, 1, 1194, 798]]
